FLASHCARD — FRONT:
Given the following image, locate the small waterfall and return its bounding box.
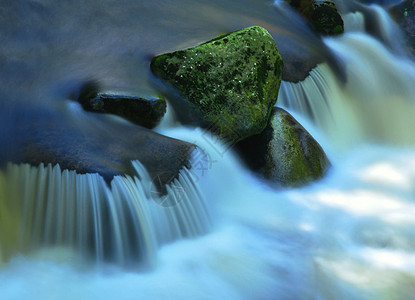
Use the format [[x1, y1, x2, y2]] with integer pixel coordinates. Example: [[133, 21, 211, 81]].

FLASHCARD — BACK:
[[279, 10, 415, 151], [0, 158, 212, 268], [278, 63, 363, 151]]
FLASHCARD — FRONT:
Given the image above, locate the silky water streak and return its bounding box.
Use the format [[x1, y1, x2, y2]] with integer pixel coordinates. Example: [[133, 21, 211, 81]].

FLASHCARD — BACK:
[[0, 158, 212, 268]]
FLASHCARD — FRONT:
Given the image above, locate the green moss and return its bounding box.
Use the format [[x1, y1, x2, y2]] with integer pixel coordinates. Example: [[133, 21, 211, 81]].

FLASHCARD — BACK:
[[151, 26, 283, 142], [333, 25, 344, 34], [266, 108, 330, 186], [235, 107, 330, 187]]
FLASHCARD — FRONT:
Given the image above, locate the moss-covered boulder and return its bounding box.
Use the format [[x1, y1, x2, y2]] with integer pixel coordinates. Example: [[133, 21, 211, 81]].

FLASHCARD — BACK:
[[77, 82, 166, 129], [236, 107, 330, 187], [151, 26, 283, 143], [286, 0, 344, 35]]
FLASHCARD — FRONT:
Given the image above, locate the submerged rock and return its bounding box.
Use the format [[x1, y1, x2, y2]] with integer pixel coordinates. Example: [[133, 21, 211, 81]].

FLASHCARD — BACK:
[[78, 81, 166, 129], [151, 26, 283, 143], [236, 107, 330, 187], [286, 0, 344, 35]]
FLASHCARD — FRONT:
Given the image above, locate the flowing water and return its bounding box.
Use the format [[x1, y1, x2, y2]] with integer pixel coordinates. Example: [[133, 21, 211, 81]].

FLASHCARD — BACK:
[[1, 0, 415, 299]]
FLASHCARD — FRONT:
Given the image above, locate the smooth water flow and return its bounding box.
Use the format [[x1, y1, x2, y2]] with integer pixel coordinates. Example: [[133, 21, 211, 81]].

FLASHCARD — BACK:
[[279, 8, 415, 151], [1, 1, 415, 299], [0, 160, 211, 268]]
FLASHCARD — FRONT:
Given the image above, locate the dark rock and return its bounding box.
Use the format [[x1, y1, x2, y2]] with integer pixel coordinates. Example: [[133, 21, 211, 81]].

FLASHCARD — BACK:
[[391, 2, 415, 56], [1, 105, 195, 192], [77, 80, 100, 104], [286, 0, 344, 35], [271, 4, 346, 83], [150, 26, 283, 143], [236, 107, 330, 187], [77, 81, 166, 129], [84, 93, 166, 129]]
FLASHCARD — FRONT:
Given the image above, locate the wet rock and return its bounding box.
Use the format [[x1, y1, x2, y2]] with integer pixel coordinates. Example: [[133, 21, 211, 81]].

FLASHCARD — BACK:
[[286, 0, 344, 35], [1, 105, 195, 191], [78, 81, 166, 129], [82, 93, 166, 129], [151, 26, 283, 143], [236, 107, 330, 187], [391, 2, 415, 56]]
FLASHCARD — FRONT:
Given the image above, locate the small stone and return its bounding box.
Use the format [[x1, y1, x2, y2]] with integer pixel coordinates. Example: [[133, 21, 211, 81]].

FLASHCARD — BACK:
[[78, 82, 166, 129]]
